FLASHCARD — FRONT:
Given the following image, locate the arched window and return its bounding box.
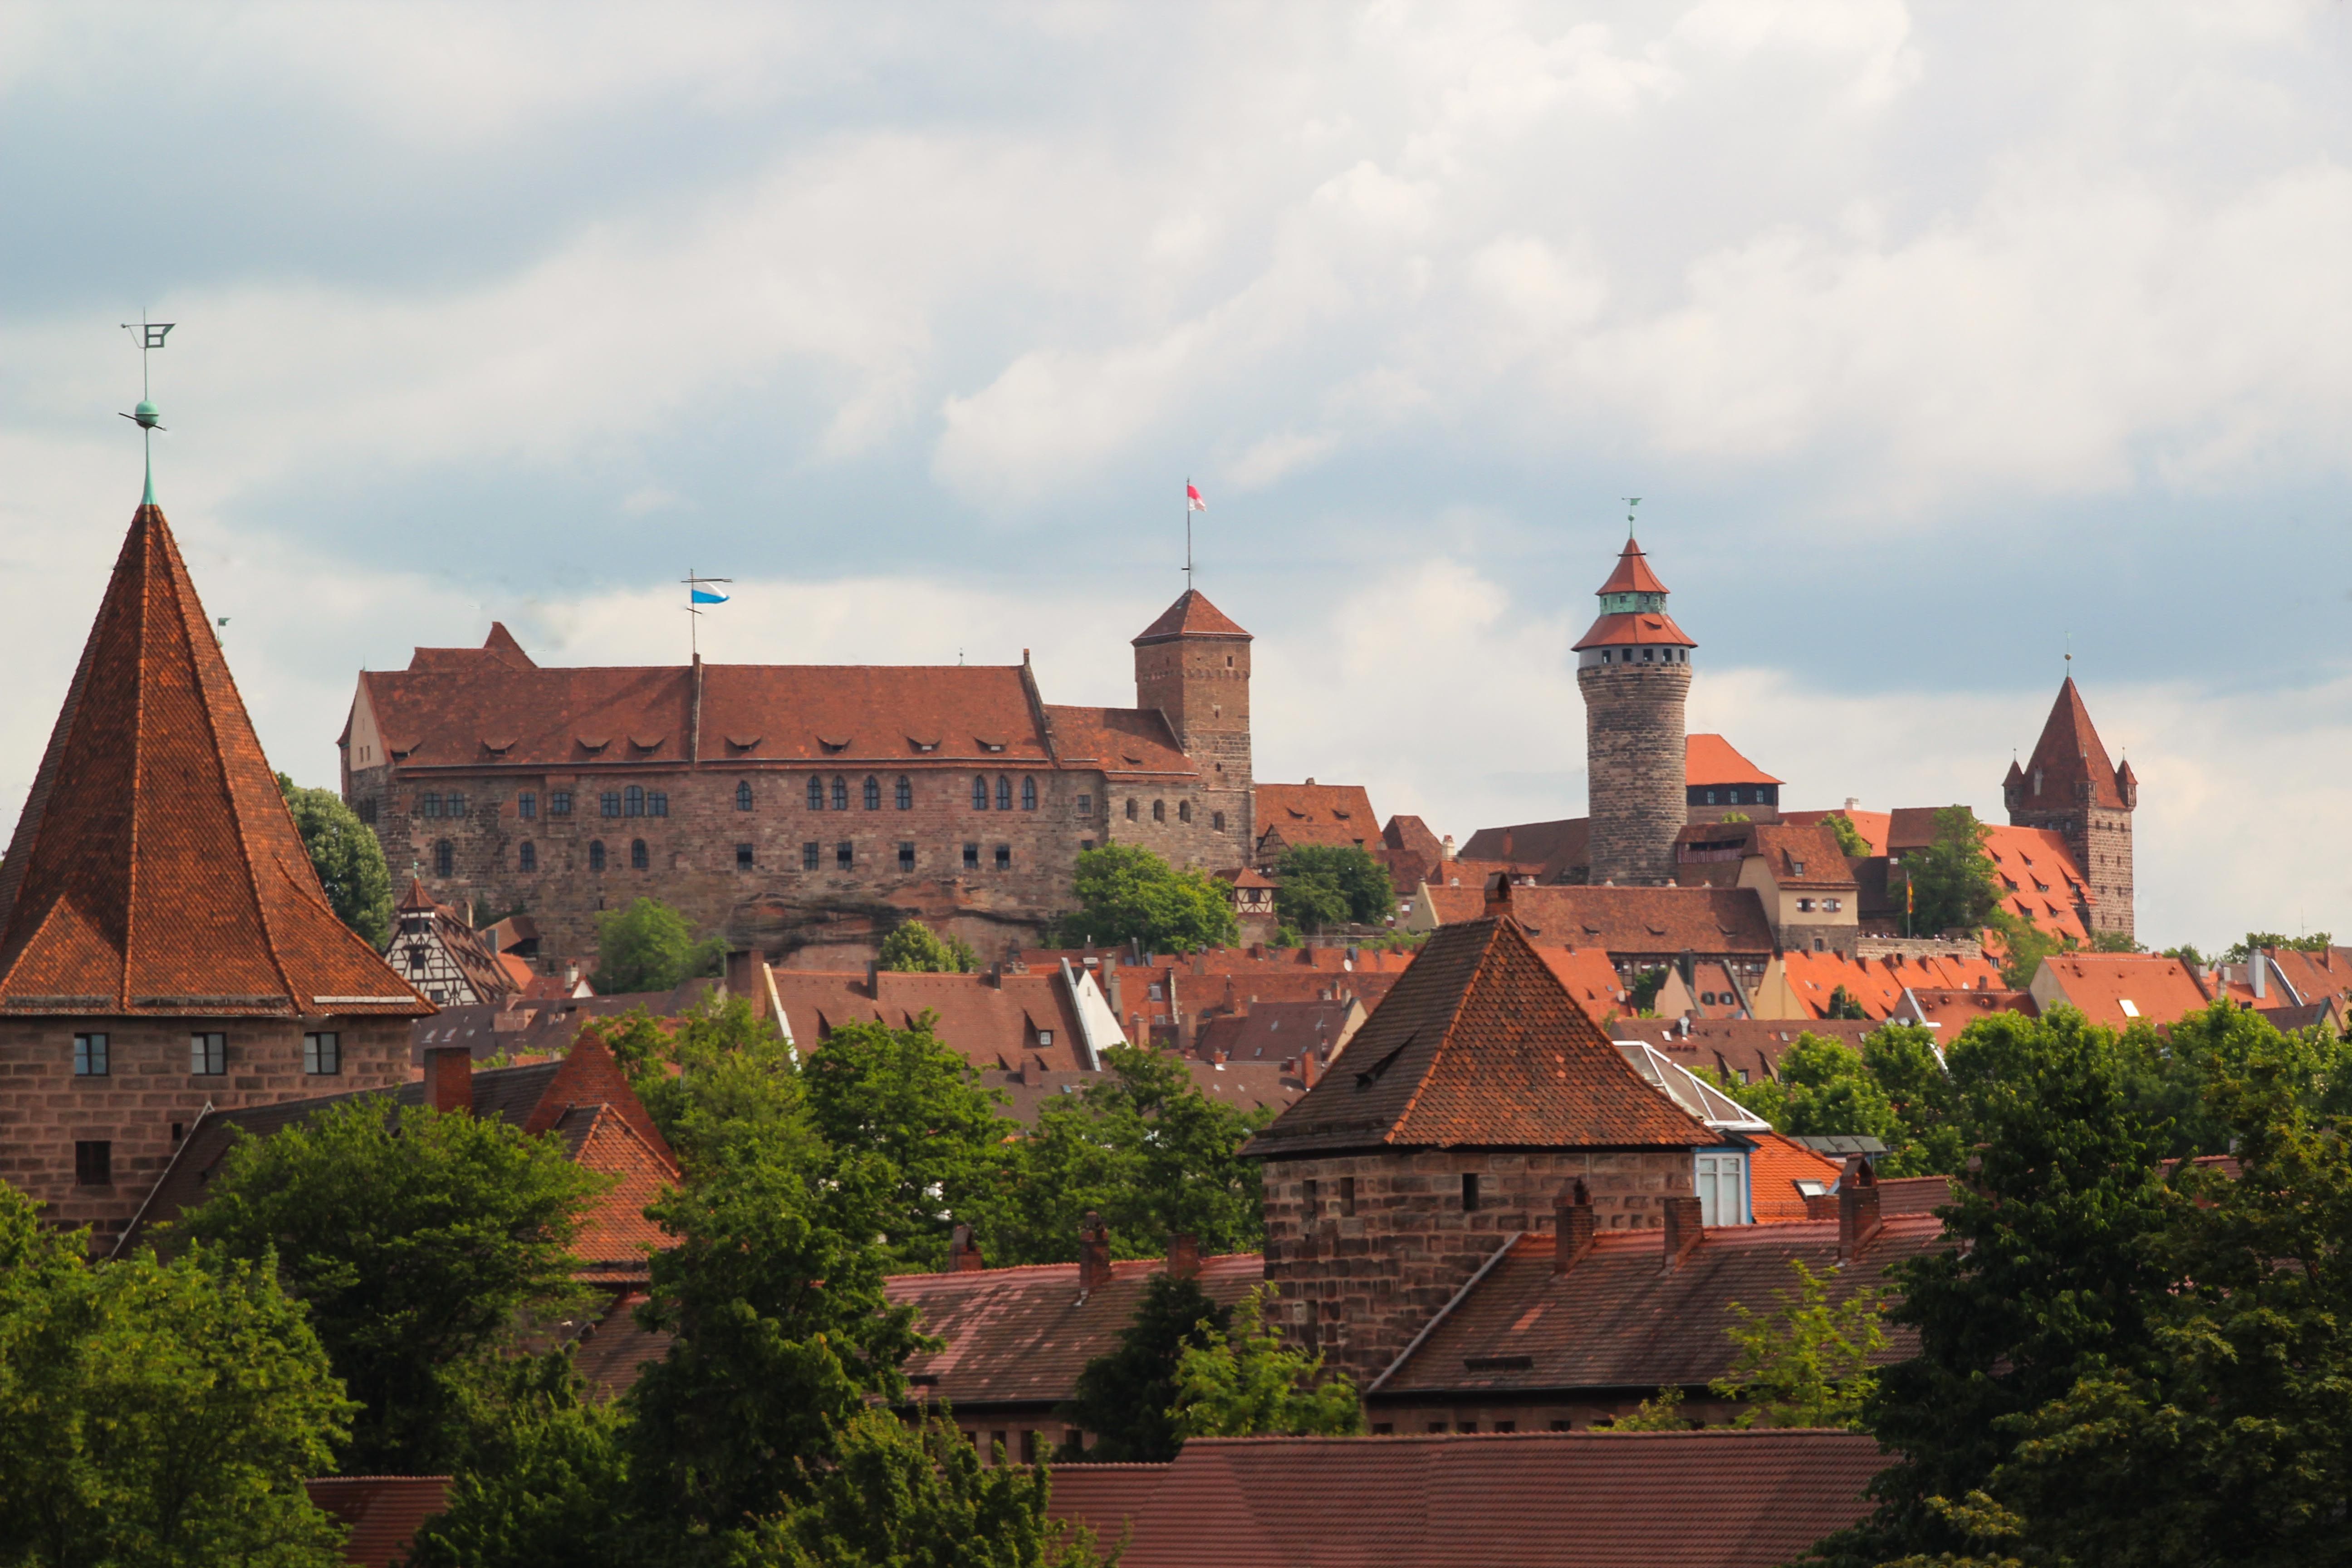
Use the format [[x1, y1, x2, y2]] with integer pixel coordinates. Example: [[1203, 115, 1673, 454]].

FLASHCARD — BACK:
[[830, 776, 849, 811], [863, 776, 881, 810], [589, 841, 606, 872], [631, 839, 649, 870], [519, 841, 537, 872], [1178, 800, 1191, 823], [1021, 777, 1038, 811], [1211, 810, 1226, 832], [1126, 798, 1138, 821], [808, 777, 825, 811], [624, 785, 645, 817], [433, 839, 453, 877], [973, 775, 990, 810], [736, 781, 754, 811], [1152, 799, 1166, 823], [996, 776, 1012, 811], [895, 776, 912, 810]]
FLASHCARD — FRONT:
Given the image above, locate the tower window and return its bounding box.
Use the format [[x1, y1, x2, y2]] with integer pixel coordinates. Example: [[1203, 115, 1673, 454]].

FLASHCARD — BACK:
[[190, 1032, 226, 1075], [303, 1031, 341, 1075], [518, 791, 537, 819], [837, 841, 855, 871], [995, 844, 1011, 870], [831, 777, 849, 811], [549, 790, 573, 816], [625, 785, 645, 817], [519, 841, 537, 872], [1178, 800, 1192, 823], [808, 777, 826, 811], [737, 781, 754, 811], [74, 1141, 111, 1186], [737, 843, 755, 871], [973, 776, 990, 810], [1022, 777, 1038, 811], [601, 792, 622, 818], [1126, 798, 1138, 821], [964, 843, 980, 870], [1212, 811, 1225, 832], [434, 840, 454, 877], [896, 776, 912, 810], [864, 776, 882, 810], [996, 776, 1012, 811], [803, 842, 820, 871], [1461, 1173, 1481, 1213], [73, 1032, 108, 1077], [1152, 799, 1166, 823], [631, 839, 649, 870], [648, 791, 667, 818], [589, 840, 606, 872], [898, 842, 916, 872]]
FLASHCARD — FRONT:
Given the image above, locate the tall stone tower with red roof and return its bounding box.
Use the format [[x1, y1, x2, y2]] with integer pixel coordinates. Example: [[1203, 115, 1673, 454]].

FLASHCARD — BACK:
[[1574, 538, 1695, 886], [2004, 677, 2136, 942], [1132, 588, 1254, 863], [0, 500, 428, 1239]]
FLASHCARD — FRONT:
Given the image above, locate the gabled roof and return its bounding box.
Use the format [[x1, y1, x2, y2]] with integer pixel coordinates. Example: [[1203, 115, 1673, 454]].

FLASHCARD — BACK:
[[1457, 818, 1591, 880], [1422, 885, 1779, 957], [0, 505, 426, 1020], [1132, 588, 1251, 645], [1040, 705, 1196, 779], [305, 1478, 452, 1568], [2021, 677, 2127, 809], [769, 968, 1097, 1075], [1594, 535, 1669, 596], [1533, 945, 1628, 1024], [1684, 734, 1782, 788], [1241, 916, 1712, 1157], [2032, 955, 2211, 1031], [1748, 1133, 1845, 1223], [1255, 782, 1380, 852]]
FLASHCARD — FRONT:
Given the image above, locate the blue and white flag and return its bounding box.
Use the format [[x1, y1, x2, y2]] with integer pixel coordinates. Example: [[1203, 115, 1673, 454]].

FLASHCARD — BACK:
[[690, 587, 729, 605]]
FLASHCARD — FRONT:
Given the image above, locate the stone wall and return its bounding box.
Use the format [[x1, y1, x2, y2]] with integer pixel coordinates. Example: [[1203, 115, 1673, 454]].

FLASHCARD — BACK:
[[1134, 630, 1254, 857], [1259, 1147, 1697, 1383], [0, 1014, 411, 1239], [2010, 801, 2135, 943], [1578, 662, 1690, 887]]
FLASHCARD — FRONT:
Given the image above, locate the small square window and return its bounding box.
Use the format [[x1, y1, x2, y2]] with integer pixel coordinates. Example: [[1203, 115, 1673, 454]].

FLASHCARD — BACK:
[[1080, 838, 1095, 852], [802, 841, 821, 871], [74, 1141, 111, 1186], [600, 792, 622, 818], [548, 790, 573, 816], [517, 791, 537, 819], [1077, 794, 1093, 816], [73, 1033, 108, 1077], [736, 843, 755, 871], [190, 1032, 226, 1075], [836, 841, 854, 871], [446, 792, 467, 817], [303, 1031, 341, 1075], [1038, 1029, 1054, 1047], [995, 844, 1011, 870], [898, 842, 916, 873], [963, 843, 980, 870], [648, 791, 669, 818]]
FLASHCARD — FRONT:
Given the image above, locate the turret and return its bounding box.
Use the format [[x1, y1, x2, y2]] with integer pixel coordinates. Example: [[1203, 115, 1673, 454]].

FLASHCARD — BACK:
[[1574, 537, 1695, 887]]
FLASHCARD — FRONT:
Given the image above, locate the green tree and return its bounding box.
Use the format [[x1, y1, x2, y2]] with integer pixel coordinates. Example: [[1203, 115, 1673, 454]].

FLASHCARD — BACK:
[[405, 1365, 637, 1568], [173, 1099, 609, 1473], [979, 1046, 1271, 1265], [1824, 813, 1872, 857], [279, 772, 394, 948], [595, 896, 728, 995], [0, 1184, 354, 1568], [802, 1015, 1010, 1270], [1901, 806, 2003, 939], [1710, 1259, 1885, 1429], [1058, 1272, 1231, 1462], [879, 919, 979, 973], [2221, 930, 2333, 964], [1271, 844, 1394, 932], [1603, 1386, 1691, 1431], [736, 1408, 1105, 1568], [599, 995, 816, 1173], [1992, 909, 2074, 990], [1170, 1284, 1364, 1440], [1824, 984, 1870, 1020], [1707, 1026, 1960, 1177], [1627, 966, 1669, 1012], [1049, 845, 1238, 952], [2090, 929, 2144, 953]]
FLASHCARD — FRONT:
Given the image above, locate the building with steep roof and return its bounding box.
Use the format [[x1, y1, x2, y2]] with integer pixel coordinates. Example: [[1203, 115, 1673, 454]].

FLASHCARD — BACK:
[[0, 500, 428, 1238], [387, 877, 534, 1007], [2029, 953, 2210, 1031], [341, 590, 1255, 965], [1251, 779, 1379, 866], [2002, 676, 2135, 941], [1685, 733, 1783, 823], [1574, 536, 1695, 887]]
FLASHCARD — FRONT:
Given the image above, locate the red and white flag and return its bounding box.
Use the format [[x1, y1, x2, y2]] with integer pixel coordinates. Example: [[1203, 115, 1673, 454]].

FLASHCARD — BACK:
[[1186, 481, 1206, 512]]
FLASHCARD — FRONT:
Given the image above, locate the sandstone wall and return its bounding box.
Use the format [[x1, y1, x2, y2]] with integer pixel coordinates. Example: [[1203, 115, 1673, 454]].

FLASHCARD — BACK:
[[1578, 662, 1690, 887]]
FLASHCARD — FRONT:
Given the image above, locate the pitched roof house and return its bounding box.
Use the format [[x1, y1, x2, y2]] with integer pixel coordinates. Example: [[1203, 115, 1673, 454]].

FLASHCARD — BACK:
[[387, 877, 533, 1007], [2029, 954, 2213, 1031]]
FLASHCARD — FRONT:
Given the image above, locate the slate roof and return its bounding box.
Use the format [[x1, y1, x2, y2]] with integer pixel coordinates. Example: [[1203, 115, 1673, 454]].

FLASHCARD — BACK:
[[1374, 1216, 1941, 1398], [886, 1253, 1265, 1411], [1241, 916, 1713, 1158], [1131, 588, 1251, 644], [1684, 734, 1782, 788], [1422, 885, 1779, 958], [0, 504, 428, 1020], [1044, 1430, 1886, 1568], [304, 1477, 451, 1568]]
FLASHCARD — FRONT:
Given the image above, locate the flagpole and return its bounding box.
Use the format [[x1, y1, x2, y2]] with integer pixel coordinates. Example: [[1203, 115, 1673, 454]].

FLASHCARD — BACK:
[[1184, 476, 1193, 590]]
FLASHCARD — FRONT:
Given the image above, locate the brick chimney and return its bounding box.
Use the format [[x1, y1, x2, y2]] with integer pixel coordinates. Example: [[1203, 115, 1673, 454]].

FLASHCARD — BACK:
[[1077, 1210, 1112, 1296], [1553, 1178, 1594, 1275], [423, 1045, 474, 1116], [948, 1223, 986, 1273], [725, 947, 758, 996], [1661, 1193, 1705, 1268], [1838, 1157, 1882, 1262], [1167, 1232, 1200, 1280], [1484, 872, 1514, 918]]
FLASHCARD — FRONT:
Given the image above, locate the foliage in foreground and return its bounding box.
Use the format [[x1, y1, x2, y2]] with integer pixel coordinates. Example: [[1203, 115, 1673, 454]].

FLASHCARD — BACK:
[[1709, 1259, 1885, 1429], [596, 896, 729, 995], [1170, 1284, 1364, 1440], [1058, 1272, 1232, 1463], [879, 918, 980, 973]]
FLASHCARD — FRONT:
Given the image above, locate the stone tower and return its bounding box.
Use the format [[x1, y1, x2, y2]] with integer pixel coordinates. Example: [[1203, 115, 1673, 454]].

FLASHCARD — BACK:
[[2004, 677, 2136, 942], [1132, 588, 1254, 859], [1575, 537, 1695, 886]]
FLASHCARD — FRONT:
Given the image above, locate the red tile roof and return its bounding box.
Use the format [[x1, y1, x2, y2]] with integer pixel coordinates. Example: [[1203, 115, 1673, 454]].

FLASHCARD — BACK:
[[1045, 1429, 1886, 1568], [1570, 610, 1697, 652], [1608, 1016, 1884, 1085], [769, 969, 1095, 1074], [2019, 677, 2128, 809], [1040, 705, 1197, 780], [1533, 945, 1629, 1024], [1684, 734, 1782, 788], [1748, 1133, 1845, 1223], [1423, 884, 1778, 957], [1132, 588, 1251, 644], [1243, 916, 1713, 1157], [2033, 954, 2211, 1031], [0, 505, 429, 1020], [1254, 782, 1381, 851], [1594, 535, 1670, 596], [1898, 986, 2037, 1029], [1455, 818, 1591, 881], [1782, 808, 1890, 856], [304, 1477, 451, 1568], [886, 1252, 1266, 1411], [567, 1288, 673, 1400], [1193, 998, 1357, 1066], [559, 1104, 681, 1277]]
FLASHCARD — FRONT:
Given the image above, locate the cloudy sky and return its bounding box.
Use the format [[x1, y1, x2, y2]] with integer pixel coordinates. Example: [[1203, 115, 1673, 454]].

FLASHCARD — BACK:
[[4, 1, 2349, 952]]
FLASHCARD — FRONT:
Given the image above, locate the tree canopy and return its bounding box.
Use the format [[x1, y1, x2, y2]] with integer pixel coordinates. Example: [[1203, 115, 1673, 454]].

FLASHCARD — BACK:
[[1058, 1271, 1232, 1462], [1050, 844, 1238, 952], [1170, 1284, 1364, 1441], [279, 772, 394, 948], [1706, 1025, 1960, 1177], [1899, 806, 2003, 938], [879, 918, 979, 973], [594, 897, 728, 994], [2221, 930, 2334, 963], [1823, 812, 1872, 857], [1270, 844, 1394, 931]]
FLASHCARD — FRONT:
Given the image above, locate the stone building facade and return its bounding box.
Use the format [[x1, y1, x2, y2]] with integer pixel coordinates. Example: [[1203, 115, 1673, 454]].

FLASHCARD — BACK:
[[0, 501, 427, 1239], [2004, 676, 2136, 942], [340, 590, 1256, 965], [1575, 538, 1694, 887]]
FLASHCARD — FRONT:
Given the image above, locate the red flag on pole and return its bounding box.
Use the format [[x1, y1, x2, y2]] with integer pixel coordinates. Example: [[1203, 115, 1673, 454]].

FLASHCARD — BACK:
[[1186, 481, 1206, 512]]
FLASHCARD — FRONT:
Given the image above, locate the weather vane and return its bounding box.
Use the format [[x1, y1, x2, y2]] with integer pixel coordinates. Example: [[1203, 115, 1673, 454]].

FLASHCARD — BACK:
[[118, 312, 174, 504], [1622, 496, 1641, 538]]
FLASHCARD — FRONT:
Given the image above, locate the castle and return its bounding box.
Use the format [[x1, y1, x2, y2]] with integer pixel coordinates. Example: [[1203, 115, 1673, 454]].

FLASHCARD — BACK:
[[340, 589, 1257, 962]]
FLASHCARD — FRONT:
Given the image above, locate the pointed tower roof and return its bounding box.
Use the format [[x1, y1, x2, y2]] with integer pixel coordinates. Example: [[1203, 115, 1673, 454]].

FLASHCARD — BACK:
[[1242, 915, 1711, 1157], [1133, 588, 1251, 645], [1595, 535, 1669, 596], [0, 504, 428, 1018], [2022, 677, 2126, 810]]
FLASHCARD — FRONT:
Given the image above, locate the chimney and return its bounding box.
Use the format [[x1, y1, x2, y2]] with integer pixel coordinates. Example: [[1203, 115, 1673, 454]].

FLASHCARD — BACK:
[[725, 947, 757, 996], [867, 960, 880, 998], [2253, 954, 2267, 1000], [1077, 1211, 1112, 1296], [1661, 1194, 1705, 1268], [423, 1045, 474, 1116], [948, 1224, 986, 1273], [1167, 1232, 1200, 1280], [1553, 1178, 1594, 1275], [1441, 833, 1457, 862], [564, 961, 581, 990], [987, 962, 1003, 990], [1838, 1158, 1882, 1262], [1484, 872, 1513, 918]]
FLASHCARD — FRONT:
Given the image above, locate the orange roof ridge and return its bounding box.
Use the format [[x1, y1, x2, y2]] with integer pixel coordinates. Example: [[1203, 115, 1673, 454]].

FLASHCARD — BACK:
[[0, 505, 427, 1019], [1595, 535, 1669, 596], [1132, 588, 1251, 644]]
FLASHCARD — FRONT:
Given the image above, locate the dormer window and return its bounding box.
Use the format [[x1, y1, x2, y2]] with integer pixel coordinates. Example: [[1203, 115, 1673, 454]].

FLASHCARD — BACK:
[[818, 737, 851, 755], [977, 738, 1007, 754]]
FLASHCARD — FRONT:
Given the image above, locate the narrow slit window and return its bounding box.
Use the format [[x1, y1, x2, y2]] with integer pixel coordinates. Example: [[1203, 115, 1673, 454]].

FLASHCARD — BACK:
[[896, 776, 912, 810], [589, 840, 606, 872], [808, 777, 826, 811], [736, 780, 754, 811], [518, 841, 537, 872], [863, 776, 882, 810]]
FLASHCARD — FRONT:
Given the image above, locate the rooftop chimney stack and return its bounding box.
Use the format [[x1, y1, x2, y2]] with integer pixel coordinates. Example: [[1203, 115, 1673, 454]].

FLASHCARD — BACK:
[[423, 1045, 474, 1116], [2253, 954, 2268, 1000], [947, 1223, 986, 1273], [1484, 872, 1514, 919], [1077, 1211, 1112, 1297], [1167, 1232, 1200, 1280], [1838, 1157, 1882, 1262], [1661, 1193, 1705, 1268], [1554, 1178, 1595, 1275]]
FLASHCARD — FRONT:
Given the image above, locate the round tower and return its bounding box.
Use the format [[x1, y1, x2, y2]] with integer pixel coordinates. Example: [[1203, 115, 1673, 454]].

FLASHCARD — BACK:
[[1574, 536, 1694, 886]]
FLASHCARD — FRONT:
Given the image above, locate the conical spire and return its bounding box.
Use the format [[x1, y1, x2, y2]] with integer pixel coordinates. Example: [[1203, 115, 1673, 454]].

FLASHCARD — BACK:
[[0, 503, 427, 1017], [2020, 676, 2126, 810], [1132, 587, 1250, 645], [1594, 535, 1669, 597]]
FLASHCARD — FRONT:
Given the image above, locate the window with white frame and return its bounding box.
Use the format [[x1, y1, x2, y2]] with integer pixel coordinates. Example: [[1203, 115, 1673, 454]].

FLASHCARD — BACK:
[[1695, 1150, 1748, 1226]]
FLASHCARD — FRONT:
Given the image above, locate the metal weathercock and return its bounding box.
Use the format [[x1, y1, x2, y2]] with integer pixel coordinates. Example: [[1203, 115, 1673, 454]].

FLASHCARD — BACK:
[[119, 313, 176, 504]]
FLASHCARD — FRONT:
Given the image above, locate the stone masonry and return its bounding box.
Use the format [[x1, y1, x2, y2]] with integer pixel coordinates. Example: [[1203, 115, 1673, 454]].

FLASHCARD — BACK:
[[1578, 661, 1691, 887]]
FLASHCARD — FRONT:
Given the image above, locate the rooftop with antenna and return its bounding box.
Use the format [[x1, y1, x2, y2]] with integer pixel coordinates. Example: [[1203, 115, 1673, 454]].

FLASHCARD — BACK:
[[118, 312, 174, 503]]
